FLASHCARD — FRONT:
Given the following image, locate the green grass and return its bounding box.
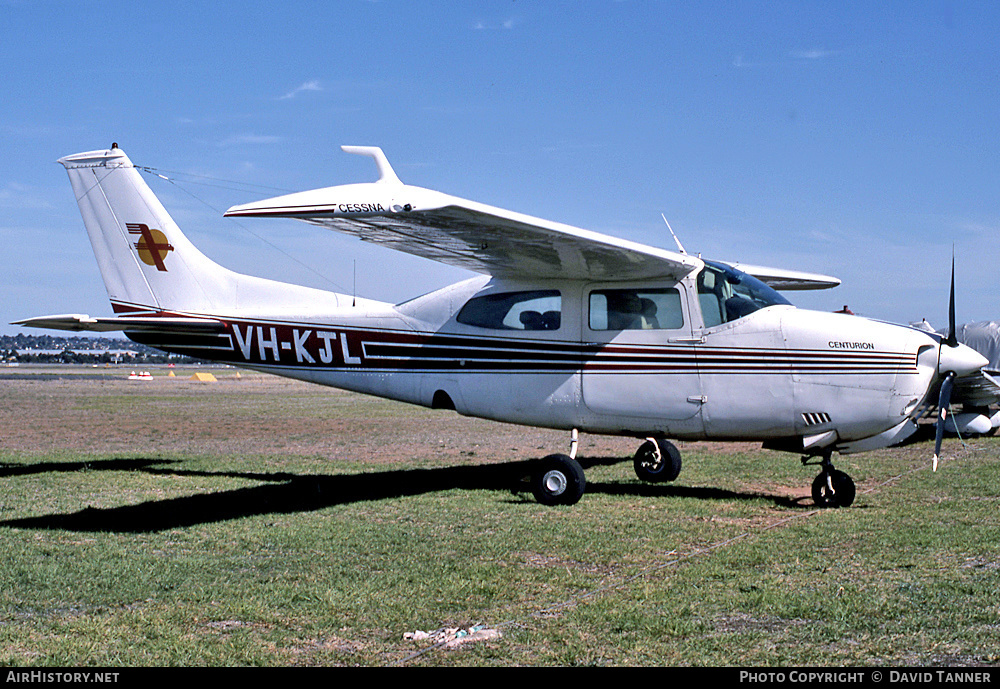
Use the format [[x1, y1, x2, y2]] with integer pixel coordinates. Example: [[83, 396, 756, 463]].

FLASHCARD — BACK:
[[1, 371, 998, 666], [3, 445, 998, 666]]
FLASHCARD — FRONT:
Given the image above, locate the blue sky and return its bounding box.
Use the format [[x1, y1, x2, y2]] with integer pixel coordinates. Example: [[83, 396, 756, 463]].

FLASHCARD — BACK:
[[2, 1, 998, 337]]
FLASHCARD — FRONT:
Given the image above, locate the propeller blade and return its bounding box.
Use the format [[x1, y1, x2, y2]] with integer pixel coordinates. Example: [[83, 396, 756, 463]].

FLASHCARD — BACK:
[[945, 253, 958, 348], [933, 371, 955, 471]]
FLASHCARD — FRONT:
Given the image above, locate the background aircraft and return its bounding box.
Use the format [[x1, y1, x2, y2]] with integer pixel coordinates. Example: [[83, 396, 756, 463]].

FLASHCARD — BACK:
[[16, 144, 998, 507]]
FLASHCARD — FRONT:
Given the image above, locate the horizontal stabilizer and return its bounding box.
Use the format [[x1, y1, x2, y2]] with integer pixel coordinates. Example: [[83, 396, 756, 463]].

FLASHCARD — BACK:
[[13, 314, 226, 334]]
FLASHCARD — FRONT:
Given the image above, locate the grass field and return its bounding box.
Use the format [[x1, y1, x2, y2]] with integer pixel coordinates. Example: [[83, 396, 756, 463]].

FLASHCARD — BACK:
[[1, 365, 998, 666]]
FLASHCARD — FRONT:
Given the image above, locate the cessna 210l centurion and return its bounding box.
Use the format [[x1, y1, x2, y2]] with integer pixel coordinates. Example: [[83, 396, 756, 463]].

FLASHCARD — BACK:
[[16, 144, 997, 508]]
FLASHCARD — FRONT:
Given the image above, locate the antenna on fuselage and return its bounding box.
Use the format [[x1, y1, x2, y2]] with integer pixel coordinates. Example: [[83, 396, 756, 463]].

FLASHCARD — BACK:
[[661, 214, 687, 255]]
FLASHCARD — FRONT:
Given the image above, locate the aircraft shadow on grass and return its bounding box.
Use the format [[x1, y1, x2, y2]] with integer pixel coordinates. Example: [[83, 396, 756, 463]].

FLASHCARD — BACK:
[[0, 456, 809, 533]]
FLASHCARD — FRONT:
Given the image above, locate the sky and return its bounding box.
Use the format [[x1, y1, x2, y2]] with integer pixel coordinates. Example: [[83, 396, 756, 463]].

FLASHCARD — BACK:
[[2, 1, 998, 337]]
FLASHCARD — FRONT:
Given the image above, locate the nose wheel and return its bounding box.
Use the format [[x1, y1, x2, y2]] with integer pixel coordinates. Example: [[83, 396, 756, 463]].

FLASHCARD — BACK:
[[806, 453, 856, 508]]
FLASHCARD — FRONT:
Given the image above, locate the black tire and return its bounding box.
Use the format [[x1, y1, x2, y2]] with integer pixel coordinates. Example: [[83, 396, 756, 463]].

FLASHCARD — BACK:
[[811, 470, 856, 508], [531, 454, 586, 506], [633, 439, 682, 483]]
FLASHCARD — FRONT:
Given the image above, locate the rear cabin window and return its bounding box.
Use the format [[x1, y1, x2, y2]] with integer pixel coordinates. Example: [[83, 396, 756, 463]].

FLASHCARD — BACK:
[[457, 290, 562, 331], [589, 288, 684, 331]]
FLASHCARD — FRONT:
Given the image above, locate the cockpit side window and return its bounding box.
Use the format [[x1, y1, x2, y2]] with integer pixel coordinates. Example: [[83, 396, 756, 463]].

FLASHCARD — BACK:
[[588, 288, 684, 331], [697, 261, 791, 327], [456, 290, 562, 331]]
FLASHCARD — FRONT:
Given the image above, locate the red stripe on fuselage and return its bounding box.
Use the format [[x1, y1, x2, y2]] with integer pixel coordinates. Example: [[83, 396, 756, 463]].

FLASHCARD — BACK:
[[129, 318, 919, 376]]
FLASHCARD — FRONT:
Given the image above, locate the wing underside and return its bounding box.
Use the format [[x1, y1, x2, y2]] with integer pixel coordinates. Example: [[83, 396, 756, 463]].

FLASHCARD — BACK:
[[293, 204, 704, 282]]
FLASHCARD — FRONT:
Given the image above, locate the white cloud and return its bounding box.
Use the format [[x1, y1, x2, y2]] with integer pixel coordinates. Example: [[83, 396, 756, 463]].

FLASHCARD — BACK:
[[790, 48, 838, 60], [0, 182, 53, 210], [734, 48, 839, 69], [279, 80, 323, 100], [473, 17, 517, 30], [217, 134, 283, 147], [732, 53, 768, 69]]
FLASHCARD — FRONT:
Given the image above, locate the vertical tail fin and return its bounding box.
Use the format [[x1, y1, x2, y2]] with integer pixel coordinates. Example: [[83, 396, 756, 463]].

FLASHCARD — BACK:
[[58, 145, 363, 322], [59, 145, 237, 314]]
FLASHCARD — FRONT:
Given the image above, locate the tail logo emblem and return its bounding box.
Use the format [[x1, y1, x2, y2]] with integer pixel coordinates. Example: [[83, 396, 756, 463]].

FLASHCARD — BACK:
[[126, 223, 174, 271]]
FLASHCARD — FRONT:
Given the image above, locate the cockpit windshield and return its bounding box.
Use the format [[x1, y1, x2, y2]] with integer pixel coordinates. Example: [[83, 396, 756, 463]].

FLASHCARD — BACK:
[[697, 261, 792, 328]]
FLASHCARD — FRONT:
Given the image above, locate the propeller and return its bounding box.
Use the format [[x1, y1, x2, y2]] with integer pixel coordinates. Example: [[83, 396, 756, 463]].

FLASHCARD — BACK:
[[945, 254, 958, 348], [933, 255, 958, 470], [932, 253, 977, 471], [932, 371, 954, 472]]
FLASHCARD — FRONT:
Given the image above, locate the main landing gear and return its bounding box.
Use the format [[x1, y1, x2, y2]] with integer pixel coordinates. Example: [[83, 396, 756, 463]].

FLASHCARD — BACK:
[[804, 451, 856, 508], [633, 437, 683, 483], [530, 453, 587, 506], [529, 429, 586, 506], [526, 432, 684, 506]]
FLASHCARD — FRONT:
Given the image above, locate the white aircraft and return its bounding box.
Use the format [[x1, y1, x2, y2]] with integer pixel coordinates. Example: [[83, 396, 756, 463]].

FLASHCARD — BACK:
[[16, 144, 998, 508]]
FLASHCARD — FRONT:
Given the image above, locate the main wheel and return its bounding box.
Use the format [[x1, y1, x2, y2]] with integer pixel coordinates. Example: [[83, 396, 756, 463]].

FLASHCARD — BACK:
[[633, 439, 682, 483], [531, 454, 586, 506], [811, 470, 856, 508]]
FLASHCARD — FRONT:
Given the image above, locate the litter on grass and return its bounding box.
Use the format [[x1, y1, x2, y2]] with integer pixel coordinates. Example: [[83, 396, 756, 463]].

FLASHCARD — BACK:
[[403, 625, 500, 649]]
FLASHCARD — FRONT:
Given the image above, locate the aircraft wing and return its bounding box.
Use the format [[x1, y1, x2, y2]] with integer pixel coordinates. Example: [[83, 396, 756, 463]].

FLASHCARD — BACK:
[[225, 149, 704, 282], [228, 196, 703, 282], [227, 146, 843, 289], [724, 262, 841, 291], [13, 314, 227, 334]]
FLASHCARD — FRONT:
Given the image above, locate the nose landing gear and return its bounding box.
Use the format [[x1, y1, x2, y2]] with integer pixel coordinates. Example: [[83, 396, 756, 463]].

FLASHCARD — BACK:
[[804, 451, 856, 508]]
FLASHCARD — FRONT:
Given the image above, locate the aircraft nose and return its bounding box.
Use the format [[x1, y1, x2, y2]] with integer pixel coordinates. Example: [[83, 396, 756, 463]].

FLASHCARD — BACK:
[[938, 342, 989, 378]]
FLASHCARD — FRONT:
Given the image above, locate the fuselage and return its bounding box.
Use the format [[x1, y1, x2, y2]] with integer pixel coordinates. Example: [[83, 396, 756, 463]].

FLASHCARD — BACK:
[[127, 262, 941, 453]]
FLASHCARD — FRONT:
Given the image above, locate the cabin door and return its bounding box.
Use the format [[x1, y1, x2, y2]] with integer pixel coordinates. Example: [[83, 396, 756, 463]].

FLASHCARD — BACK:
[[580, 283, 705, 429]]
